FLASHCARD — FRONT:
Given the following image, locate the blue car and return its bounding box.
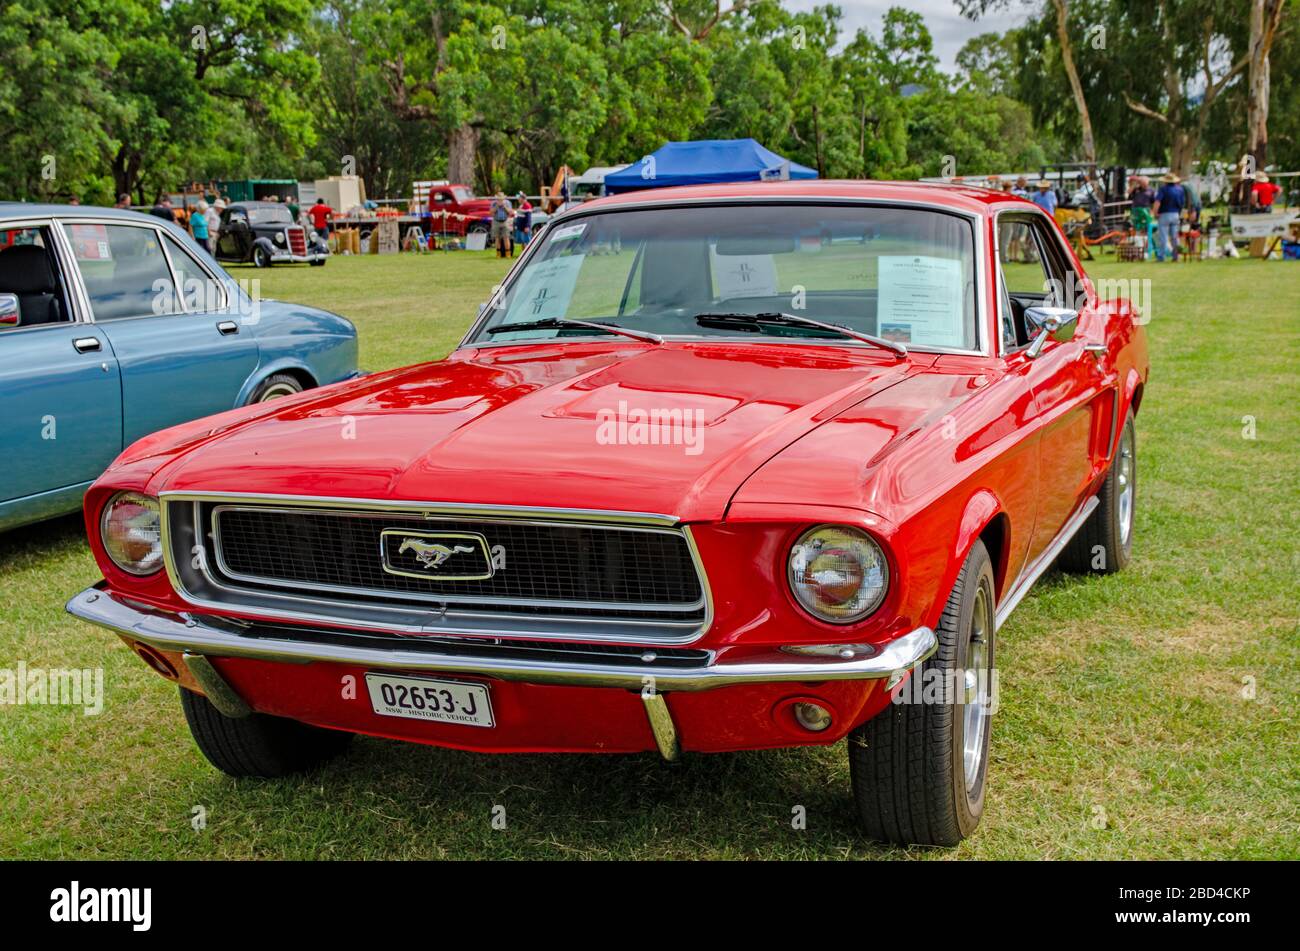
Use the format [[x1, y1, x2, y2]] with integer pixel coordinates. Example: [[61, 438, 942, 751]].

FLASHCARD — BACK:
[[0, 204, 361, 532]]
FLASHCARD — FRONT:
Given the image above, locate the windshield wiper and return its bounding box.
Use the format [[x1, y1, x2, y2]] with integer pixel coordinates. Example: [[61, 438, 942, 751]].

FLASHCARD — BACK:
[[694, 311, 907, 358], [483, 317, 662, 345]]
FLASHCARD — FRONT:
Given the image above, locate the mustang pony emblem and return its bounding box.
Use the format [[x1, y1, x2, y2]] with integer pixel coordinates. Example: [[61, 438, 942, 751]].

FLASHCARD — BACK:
[[398, 538, 475, 569]]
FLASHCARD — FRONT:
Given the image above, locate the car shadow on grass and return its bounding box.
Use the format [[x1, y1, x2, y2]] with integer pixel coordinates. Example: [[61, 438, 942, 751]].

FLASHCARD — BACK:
[[0, 512, 88, 565], [193, 730, 923, 859]]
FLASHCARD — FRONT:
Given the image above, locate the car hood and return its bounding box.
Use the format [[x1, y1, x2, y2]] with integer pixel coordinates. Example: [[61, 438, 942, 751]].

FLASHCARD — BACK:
[[152, 341, 927, 522]]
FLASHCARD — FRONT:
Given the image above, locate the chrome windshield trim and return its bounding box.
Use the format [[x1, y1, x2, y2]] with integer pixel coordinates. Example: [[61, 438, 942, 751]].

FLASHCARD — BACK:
[[461, 196, 989, 358], [66, 585, 935, 693]]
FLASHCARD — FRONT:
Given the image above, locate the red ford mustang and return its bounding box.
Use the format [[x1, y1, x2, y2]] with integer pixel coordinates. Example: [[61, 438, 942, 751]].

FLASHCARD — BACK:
[[68, 181, 1148, 845]]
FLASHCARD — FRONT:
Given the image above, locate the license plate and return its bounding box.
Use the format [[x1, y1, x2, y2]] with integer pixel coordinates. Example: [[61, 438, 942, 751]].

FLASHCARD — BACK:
[[364, 673, 494, 728]]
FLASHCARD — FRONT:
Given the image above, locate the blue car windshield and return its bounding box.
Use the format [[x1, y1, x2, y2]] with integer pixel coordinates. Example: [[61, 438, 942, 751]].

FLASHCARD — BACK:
[[473, 203, 979, 351]]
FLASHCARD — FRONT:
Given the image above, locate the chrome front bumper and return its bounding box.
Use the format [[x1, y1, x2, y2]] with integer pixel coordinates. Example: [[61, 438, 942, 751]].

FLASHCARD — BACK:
[[66, 585, 937, 694], [270, 252, 326, 263]]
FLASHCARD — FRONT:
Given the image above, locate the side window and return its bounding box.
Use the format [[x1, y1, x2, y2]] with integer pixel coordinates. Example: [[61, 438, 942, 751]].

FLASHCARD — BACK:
[[73, 224, 178, 321], [0, 225, 71, 330], [163, 235, 224, 312], [998, 220, 1052, 297]]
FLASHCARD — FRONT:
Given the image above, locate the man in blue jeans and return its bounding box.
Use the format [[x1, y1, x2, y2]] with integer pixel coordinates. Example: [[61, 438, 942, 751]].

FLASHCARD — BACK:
[[1153, 173, 1186, 262]]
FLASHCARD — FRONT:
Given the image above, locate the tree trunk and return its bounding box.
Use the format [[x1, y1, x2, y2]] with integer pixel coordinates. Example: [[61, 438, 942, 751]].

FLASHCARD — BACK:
[[1246, 0, 1284, 172], [447, 125, 479, 187], [1169, 130, 1197, 179], [1052, 0, 1096, 164]]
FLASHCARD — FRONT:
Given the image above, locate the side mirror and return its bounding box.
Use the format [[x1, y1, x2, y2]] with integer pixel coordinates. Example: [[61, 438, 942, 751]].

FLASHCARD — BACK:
[[1024, 306, 1078, 358], [0, 293, 19, 327]]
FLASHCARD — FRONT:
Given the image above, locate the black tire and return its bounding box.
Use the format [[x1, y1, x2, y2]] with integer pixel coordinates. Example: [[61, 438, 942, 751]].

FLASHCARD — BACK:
[[1058, 409, 1135, 574], [252, 244, 272, 268], [467, 222, 489, 235], [179, 688, 353, 778], [247, 372, 304, 404], [848, 539, 996, 846], [309, 257, 326, 266]]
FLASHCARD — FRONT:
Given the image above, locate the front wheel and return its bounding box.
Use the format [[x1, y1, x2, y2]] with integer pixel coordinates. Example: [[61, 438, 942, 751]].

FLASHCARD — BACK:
[[180, 688, 353, 778], [1058, 409, 1136, 574], [251, 244, 272, 268], [848, 539, 996, 845]]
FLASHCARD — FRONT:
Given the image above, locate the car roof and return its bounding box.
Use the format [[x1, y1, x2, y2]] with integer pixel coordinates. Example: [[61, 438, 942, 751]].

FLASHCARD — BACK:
[[0, 202, 174, 223], [580, 179, 1034, 216]]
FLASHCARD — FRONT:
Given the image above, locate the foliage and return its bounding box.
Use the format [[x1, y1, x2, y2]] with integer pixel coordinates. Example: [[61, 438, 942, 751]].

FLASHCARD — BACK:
[[0, 0, 1293, 199]]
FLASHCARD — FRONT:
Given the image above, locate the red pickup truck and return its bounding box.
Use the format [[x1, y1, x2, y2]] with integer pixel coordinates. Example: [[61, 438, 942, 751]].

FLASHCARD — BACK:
[[426, 184, 493, 236]]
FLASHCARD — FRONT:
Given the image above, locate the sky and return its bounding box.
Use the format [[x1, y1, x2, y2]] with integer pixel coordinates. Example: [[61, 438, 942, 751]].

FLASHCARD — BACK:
[[785, 0, 1029, 73]]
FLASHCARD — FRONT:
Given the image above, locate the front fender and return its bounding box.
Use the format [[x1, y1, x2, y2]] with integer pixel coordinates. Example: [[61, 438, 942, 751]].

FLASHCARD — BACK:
[[945, 489, 1008, 607]]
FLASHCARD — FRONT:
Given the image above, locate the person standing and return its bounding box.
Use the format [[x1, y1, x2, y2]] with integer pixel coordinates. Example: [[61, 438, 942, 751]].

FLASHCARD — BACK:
[[205, 200, 222, 253], [1153, 173, 1186, 262], [1251, 173, 1282, 212], [1030, 180, 1057, 215], [513, 192, 533, 248], [309, 197, 335, 238], [149, 195, 175, 222], [287, 194, 301, 224], [190, 200, 210, 251], [489, 192, 513, 258], [114, 194, 131, 209], [1012, 176, 1030, 199]]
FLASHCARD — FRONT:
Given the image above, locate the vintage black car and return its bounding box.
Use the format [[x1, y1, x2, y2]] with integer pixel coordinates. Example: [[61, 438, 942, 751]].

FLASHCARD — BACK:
[[215, 201, 328, 267]]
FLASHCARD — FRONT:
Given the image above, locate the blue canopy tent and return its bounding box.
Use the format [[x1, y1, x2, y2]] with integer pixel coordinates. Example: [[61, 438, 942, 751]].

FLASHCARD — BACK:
[[603, 139, 818, 193]]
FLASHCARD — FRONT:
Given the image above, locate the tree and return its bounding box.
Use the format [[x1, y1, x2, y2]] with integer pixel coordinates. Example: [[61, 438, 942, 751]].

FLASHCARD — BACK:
[[957, 0, 1097, 163], [1244, 0, 1287, 170], [1108, 0, 1250, 176]]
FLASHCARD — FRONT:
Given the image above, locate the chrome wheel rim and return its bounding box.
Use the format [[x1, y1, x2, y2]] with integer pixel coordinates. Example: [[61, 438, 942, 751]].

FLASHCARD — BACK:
[[962, 584, 992, 792], [257, 383, 298, 402], [1117, 425, 1135, 546]]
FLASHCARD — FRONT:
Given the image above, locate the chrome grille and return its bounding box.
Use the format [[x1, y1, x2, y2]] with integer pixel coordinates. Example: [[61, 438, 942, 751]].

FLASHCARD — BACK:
[[286, 226, 307, 255]]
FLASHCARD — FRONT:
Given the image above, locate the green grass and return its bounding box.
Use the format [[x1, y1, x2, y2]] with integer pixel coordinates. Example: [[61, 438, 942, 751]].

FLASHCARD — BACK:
[[2, 251, 1297, 859]]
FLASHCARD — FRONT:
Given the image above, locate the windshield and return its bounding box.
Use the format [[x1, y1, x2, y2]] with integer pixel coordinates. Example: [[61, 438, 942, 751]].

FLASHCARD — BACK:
[[247, 205, 293, 225], [473, 203, 978, 350]]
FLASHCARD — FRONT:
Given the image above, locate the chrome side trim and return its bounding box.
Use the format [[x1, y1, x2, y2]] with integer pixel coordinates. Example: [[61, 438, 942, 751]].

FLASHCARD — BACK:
[[182, 654, 251, 718], [65, 586, 937, 693], [641, 693, 680, 761], [994, 495, 1099, 629]]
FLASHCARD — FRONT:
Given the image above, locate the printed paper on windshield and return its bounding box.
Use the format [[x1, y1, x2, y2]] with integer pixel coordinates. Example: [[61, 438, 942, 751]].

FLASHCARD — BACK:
[[710, 248, 779, 299], [502, 254, 585, 324], [876, 255, 964, 346]]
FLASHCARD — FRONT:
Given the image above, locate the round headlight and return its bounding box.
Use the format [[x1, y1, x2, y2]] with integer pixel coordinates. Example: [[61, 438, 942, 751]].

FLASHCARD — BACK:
[[274, 232, 285, 244], [788, 525, 888, 623], [101, 492, 163, 576]]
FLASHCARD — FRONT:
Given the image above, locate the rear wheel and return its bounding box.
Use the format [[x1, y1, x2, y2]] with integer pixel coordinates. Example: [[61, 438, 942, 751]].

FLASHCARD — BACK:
[[848, 539, 996, 845], [1058, 409, 1135, 574], [180, 688, 353, 778], [248, 373, 304, 404]]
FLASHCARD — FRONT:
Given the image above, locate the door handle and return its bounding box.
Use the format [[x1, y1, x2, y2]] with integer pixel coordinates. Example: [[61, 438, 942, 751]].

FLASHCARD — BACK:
[[73, 336, 101, 353], [216, 320, 239, 335], [1082, 343, 1107, 361]]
